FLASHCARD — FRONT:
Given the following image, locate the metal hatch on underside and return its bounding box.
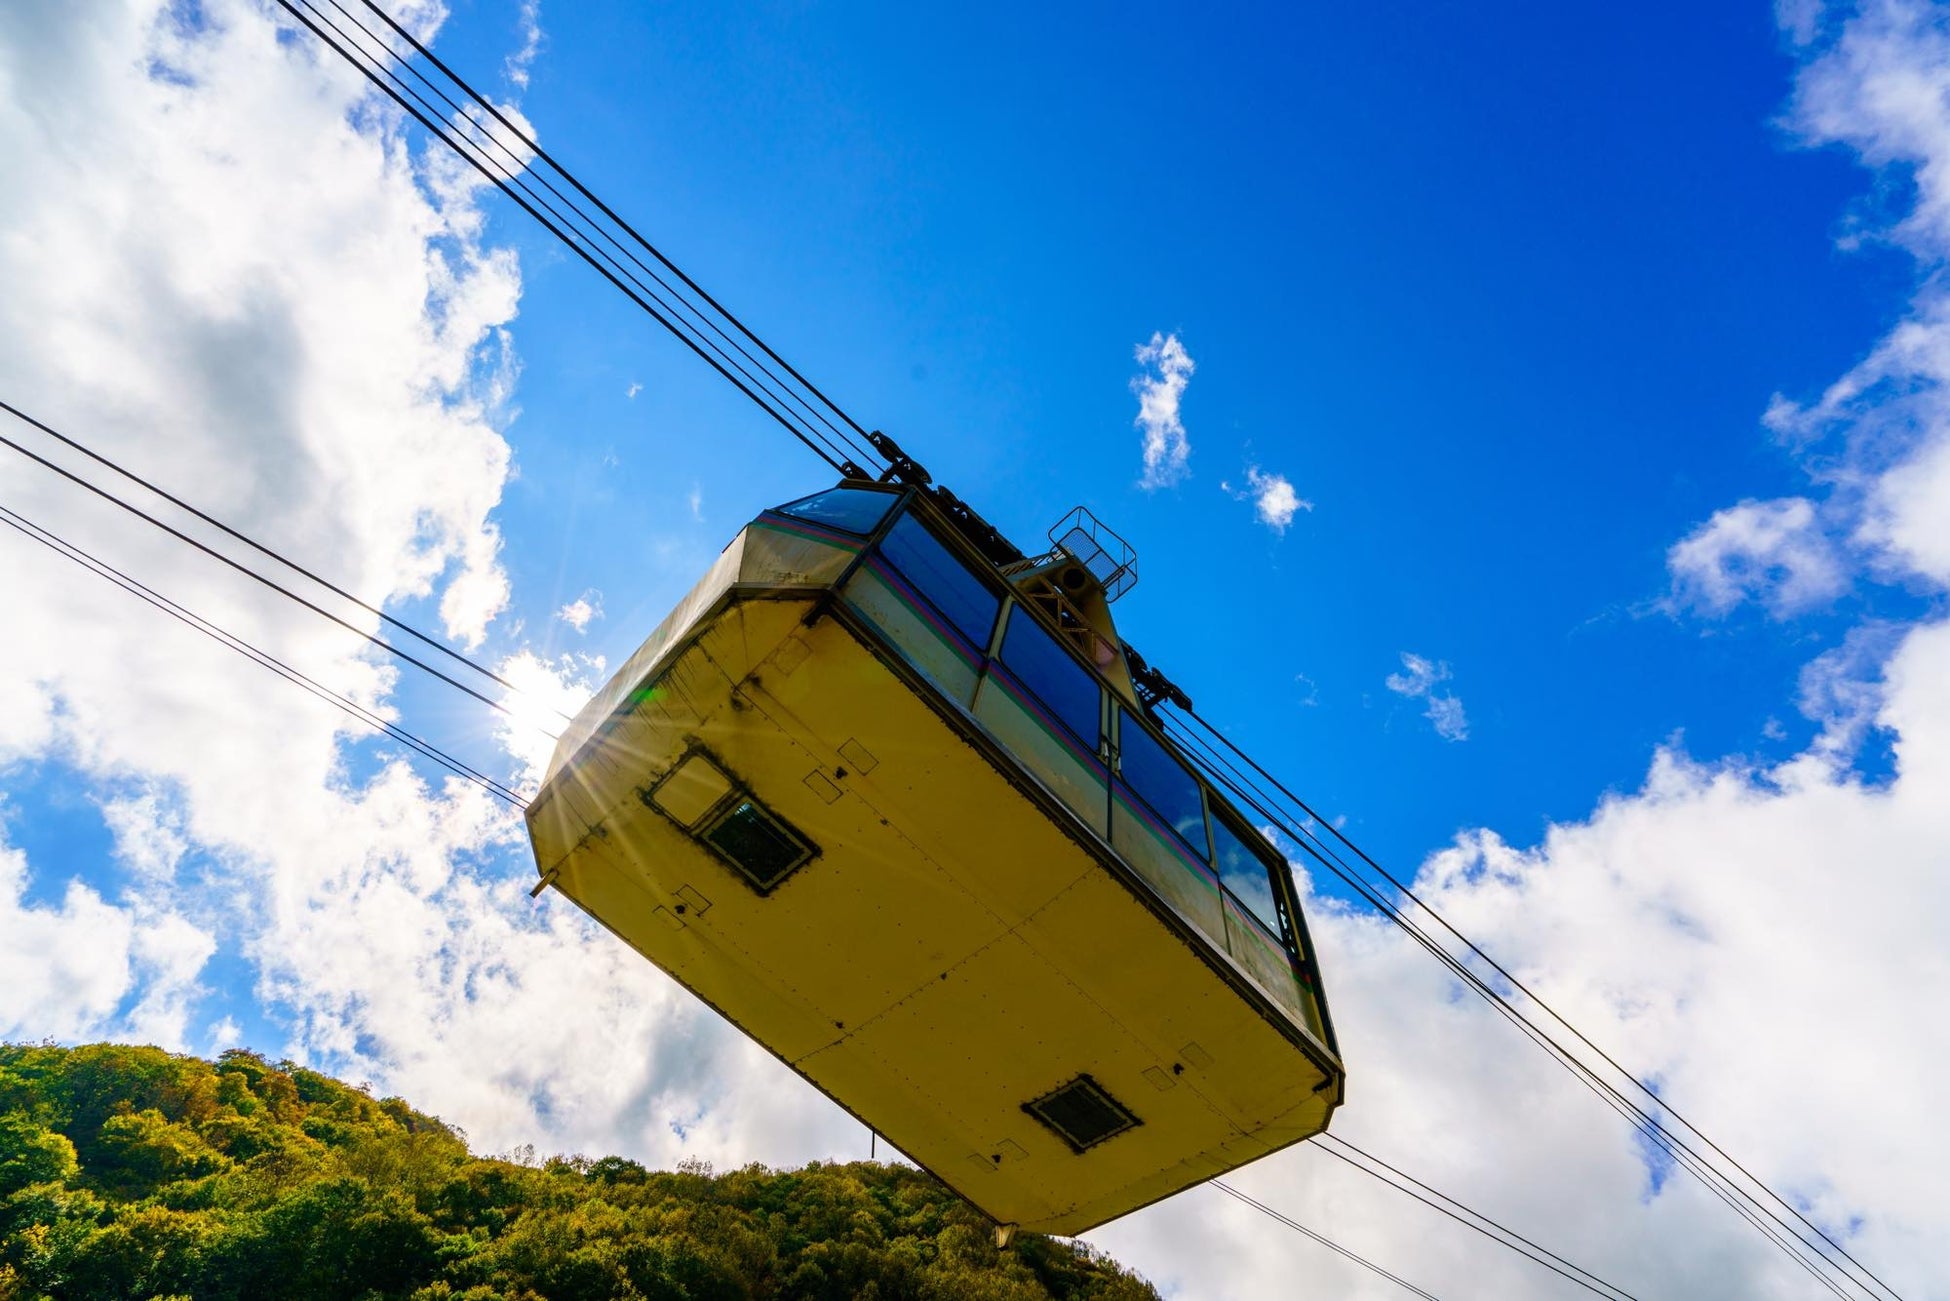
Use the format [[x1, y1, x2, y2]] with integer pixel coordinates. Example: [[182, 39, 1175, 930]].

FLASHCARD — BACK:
[[1024, 1074, 1144, 1153]]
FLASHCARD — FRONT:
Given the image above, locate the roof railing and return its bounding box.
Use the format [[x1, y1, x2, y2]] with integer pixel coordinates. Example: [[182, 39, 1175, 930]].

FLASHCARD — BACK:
[[1046, 506, 1138, 602]]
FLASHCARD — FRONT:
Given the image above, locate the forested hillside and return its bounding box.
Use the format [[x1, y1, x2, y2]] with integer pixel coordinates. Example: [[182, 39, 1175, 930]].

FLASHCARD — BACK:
[[0, 1043, 1158, 1300]]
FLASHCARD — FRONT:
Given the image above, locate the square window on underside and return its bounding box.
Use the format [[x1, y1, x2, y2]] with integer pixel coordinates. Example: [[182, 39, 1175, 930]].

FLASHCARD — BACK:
[[1023, 1075, 1141, 1153], [701, 799, 814, 892]]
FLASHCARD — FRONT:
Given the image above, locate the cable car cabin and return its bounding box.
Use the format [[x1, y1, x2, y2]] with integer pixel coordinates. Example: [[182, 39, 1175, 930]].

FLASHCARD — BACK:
[[526, 481, 1344, 1237]]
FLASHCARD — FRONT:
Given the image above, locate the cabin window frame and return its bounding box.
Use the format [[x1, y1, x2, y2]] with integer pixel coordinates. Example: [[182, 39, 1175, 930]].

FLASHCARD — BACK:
[[991, 599, 1110, 761], [1209, 806, 1297, 957], [1111, 703, 1214, 863], [774, 484, 902, 536], [870, 504, 1008, 659]]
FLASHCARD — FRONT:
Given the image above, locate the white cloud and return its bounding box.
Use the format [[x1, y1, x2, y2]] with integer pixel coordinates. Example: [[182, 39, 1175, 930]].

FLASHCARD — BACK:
[[1224, 464, 1311, 532], [1666, 496, 1847, 617], [493, 648, 601, 788], [687, 481, 704, 522], [0, 829, 210, 1046], [1133, 331, 1195, 489], [504, 0, 544, 92], [0, 0, 866, 1173], [1385, 651, 1470, 741], [555, 589, 603, 633], [1797, 620, 1903, 758], [1674, 0, 1950, 617], [626, 380, 643, 399]]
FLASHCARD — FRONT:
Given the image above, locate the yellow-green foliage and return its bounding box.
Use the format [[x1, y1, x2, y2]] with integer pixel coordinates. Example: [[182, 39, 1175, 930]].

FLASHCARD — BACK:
[[0, 1044, 1158, 1301]]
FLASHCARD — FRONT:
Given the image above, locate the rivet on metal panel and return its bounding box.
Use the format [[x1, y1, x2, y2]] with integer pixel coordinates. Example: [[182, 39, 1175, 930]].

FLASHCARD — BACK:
[[1142, 1066, 1176, 1091], [803, 770, 842, 804], [838, 738, 879, 774], [676, 884, 713, 915]]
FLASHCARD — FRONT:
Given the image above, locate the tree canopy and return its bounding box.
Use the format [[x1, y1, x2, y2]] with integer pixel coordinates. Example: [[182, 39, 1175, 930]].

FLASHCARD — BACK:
[[0, 1043, 1158, 1301]]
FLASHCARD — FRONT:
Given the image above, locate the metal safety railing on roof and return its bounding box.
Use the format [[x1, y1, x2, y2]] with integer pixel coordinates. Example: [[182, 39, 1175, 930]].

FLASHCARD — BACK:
[[1046, 507, 1138, 602]]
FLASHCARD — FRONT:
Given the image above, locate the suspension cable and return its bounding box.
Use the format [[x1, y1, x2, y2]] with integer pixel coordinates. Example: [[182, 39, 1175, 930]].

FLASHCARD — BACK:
[[353, 0, 874, 461], [1313, 1134, 1636, 1301], [0, 409, 544, 730], [271, 0, 882, 477], [1165, 721, 1854, 1300], [1212, 1179, 1444, 1300], [0, 398, 542, 708], [0, 502, 526, 807]]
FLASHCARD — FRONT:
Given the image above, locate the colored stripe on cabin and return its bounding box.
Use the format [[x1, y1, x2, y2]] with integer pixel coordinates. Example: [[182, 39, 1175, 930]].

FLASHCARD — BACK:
[[986, 662, 1108, 777], [1111, 783, 1222, 898], [753, 511, 867, 551], [859, 553, 984, 669]]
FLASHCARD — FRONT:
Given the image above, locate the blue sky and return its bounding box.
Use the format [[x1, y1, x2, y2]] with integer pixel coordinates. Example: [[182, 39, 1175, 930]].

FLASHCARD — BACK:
[[3, 1, 1949, 1296]]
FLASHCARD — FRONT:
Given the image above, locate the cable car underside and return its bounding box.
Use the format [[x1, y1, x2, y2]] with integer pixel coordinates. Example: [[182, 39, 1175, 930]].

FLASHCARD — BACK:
[[527, 480, 1343, 1237]]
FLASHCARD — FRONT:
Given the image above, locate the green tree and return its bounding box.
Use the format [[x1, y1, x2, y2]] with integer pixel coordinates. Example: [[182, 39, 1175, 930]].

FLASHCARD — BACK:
[[0, 1117, 77, 1197], [0, 1043, 1159, 1301]]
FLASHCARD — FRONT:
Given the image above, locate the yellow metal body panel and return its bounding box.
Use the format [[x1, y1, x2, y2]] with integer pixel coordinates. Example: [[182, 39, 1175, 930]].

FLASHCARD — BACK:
[[529, 511, 1342, 1235]]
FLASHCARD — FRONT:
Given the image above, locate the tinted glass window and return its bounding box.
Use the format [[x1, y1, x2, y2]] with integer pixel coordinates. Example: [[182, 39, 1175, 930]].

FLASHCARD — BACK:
[[1118, 710, 1210, 858], [999, 607, 1103, 748], [1213, 815, 1283, 935], [879, 513, 1000, 650], [779, 487, 897, 535]]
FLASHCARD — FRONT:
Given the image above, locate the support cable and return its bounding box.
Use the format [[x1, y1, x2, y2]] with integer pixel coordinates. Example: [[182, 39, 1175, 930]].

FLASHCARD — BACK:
[[1313, 1134, 1637, 1301], [1212, 1179, 1444, 1301], [272, 0, 879, 476], [1164, 713, 1859, 1300], [1168, 705, 1898, 1301], [0, 419, 536, 729], [1166, 719, 1846, 1297], [0, 502, 526, 808], [356, 0, 871, 443], [346, 0, 873, 465], [0, 398, 546, 710]]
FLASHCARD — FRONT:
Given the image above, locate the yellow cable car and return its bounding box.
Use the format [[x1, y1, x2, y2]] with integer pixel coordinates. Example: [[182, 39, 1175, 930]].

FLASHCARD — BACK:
[[527, 470, 1343, 1238]]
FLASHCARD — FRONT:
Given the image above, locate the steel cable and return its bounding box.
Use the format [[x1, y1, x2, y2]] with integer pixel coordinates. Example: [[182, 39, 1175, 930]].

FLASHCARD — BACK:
[[0, 502, 528, 808]]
